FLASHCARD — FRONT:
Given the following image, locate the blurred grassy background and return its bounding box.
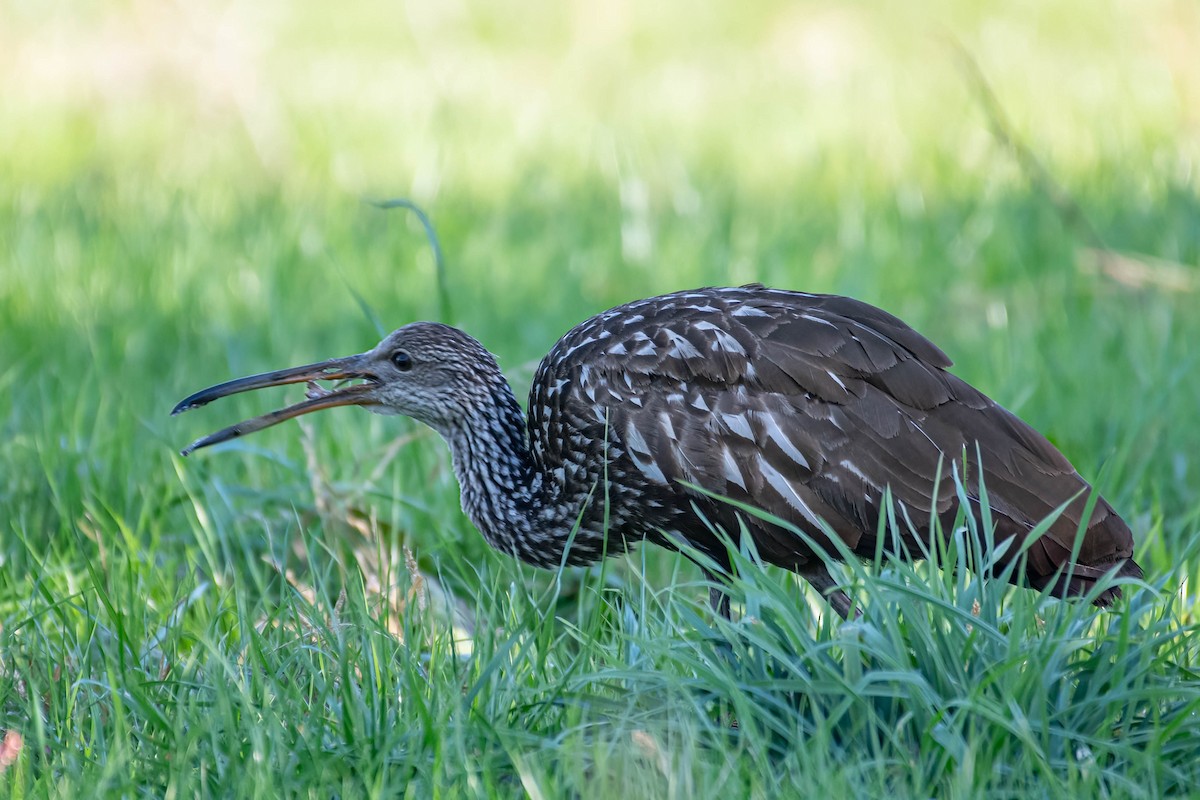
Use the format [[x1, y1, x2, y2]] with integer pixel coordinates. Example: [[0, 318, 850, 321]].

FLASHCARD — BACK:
[[2, 0, 1199, 794]]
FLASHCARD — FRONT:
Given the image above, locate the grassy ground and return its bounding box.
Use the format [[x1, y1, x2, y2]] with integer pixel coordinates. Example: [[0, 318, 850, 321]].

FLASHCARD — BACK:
[[3, 0, 1200, 796]]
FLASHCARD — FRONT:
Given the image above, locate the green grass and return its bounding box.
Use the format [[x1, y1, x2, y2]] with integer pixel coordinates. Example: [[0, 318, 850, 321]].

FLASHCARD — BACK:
[[3, 0, 1200, 796]]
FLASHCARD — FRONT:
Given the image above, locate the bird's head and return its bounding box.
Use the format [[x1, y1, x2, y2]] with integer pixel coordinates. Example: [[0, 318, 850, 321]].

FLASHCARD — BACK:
[[173, 322, 503, 455]]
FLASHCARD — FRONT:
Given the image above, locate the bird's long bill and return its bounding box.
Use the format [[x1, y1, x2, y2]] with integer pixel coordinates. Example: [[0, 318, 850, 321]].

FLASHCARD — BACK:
[[172, 354, 376, 456]]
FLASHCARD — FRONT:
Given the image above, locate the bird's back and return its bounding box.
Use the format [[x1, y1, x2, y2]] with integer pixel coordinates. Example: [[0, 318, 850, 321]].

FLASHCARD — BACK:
[[527, 285, 1140, 601]]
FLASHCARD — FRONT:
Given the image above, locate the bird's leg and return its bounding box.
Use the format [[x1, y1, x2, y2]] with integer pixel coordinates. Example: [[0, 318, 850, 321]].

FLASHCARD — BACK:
[[706, 577, 732, 620], [700, 568, 740, 732], [676, 543, 734, 619], [799, 563, 858, 620], [701, 567, 733, 619]]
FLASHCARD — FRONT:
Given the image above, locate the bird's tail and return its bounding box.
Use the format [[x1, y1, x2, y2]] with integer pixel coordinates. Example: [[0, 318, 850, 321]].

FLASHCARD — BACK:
[[1032, 558, 1143, 606]]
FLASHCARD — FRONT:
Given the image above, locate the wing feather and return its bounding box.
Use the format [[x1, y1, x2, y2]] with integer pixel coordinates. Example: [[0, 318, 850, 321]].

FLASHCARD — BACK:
[[531, 286, 1136, 592]]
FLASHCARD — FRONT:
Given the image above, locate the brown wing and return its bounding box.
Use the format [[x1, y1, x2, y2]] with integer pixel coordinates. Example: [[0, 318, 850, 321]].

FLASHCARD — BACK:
[[534, 285, 1139, 598]]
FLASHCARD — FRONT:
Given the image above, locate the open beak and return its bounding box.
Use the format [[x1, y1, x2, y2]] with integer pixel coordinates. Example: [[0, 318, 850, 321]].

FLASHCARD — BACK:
[[172, 353, 379, 456]]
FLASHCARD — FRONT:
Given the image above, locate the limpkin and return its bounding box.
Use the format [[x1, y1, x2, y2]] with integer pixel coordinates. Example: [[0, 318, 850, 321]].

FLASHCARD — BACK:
[[173, 285, 1141, 618]]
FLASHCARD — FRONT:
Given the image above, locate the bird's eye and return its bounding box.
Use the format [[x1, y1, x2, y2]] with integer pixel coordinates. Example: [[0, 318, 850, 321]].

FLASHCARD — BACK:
[[391, 351, 413, 371]]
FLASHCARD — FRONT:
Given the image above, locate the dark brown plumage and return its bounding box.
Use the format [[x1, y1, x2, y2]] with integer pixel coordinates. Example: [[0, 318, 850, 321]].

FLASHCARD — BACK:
[[173, 285, 1141, 618]]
